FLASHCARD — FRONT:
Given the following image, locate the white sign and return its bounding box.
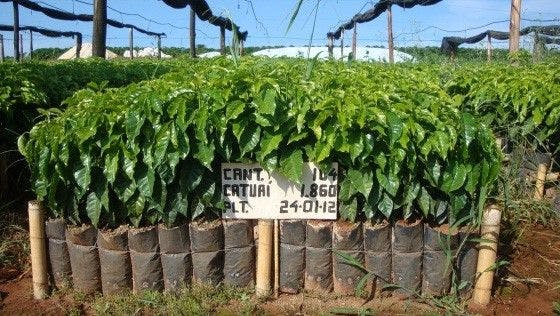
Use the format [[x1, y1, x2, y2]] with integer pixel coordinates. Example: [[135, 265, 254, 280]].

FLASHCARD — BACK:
[[221, 163, 338, 219]]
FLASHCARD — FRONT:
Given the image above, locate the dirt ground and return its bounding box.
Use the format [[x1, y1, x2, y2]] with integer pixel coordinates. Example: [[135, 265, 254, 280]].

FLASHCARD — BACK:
[[0, 223, 559, 315]]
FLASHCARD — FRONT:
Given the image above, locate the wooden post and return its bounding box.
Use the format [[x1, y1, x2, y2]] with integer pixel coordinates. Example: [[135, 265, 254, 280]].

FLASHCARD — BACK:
[[509, 0, 522, 54], [29, 30, 33, 59], [273, 219, 279, 298], [219, 25, 225, 56], [240, 39, 244, 56], [340, 30, 344, 58], [19, 33, 23, 60], [156, 35, 161, 59], [128, 28, 134, 59], [472, 205, 501, 306], [256, 220, 273, 298], [533, 31, 543, 62], [351, 23, 357, 60], [92, 0, 107, 58], [387, 4, 394, 64], [13, 0, 20, 62], [28, 201, 48, 299], [76, 34, 82, 59], [0, 34, 4, 62], [534, 163, 548, 200], [189, 7, 196, 58], [486, 33, 492, 62], [327, 36, 333, 59]]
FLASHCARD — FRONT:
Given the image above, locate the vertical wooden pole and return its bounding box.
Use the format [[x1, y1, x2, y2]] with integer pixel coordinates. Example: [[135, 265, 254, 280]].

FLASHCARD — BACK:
[[340, 31, 344, 58], [533, 31, 543, 62], [509, 0, 522, 54], [128, 28, 134, 59], [240, 39, 244, 56], [473, 205, 501, 306], [19, 33, 23, 61], [92, 0, 107, 58], [28, 201, 48, 299], [189, 7, 196, 58], [351, 23, 357, 60], [534, 163, 547, 200], [0, 34, 4, 62], [256, 220, 273, 298], [486, 33, 492, 62], [157, 35, 161, 59], [219, 26, 225, 56], [29, 30, 33, 59], [13, 0, 20, 62], [76, 34, 82, 59], [273, 219, 279, 298], [387, 4, 394, 64], [327, 36, 333, 59]]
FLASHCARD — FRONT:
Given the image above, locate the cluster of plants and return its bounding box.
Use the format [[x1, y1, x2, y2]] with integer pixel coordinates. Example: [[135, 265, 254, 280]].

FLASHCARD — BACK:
[[444, 62, 560, 153], [19, 58, 501, 228]]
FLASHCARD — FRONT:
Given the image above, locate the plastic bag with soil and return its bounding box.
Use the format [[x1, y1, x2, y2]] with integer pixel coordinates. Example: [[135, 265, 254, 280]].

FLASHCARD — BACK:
[[66, 225, 100, 294], [422, 224, 458, 297], [224, 219, 253, 249], [45, 219, 71, 288], [304, 220, 333, 292], [190, 220, 224, 285], [333, 250, 365, 296], [280, 243, 304, 293], [224, 246, 254, 287], [98, 226, 131, 295], [280, 220, 306, 246], [392, 220, 423, 298], [364, 221, 391, 296], [456, 230, 479, 296], [159, 223, 191, 291], [128, 226, 163, 292]]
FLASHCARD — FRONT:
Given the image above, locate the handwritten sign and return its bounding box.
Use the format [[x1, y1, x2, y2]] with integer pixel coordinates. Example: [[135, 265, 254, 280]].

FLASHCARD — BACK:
[[221, 163, 338, 219]]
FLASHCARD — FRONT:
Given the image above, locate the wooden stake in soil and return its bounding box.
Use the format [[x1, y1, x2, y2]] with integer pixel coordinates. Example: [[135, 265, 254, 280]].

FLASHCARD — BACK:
[[472, 205, 501, 306], [28, 200, 49, 299], [534, 163, 548, 200], [274, 219, 279, 298], [256, 220, 273, 298]]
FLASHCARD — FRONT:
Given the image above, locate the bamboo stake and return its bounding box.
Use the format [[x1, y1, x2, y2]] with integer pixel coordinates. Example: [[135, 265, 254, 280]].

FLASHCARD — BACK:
[[256, 220, 273, 298], [28, 200, 48, 299], [472, 205, 501, 306], [534, 163, 548, 200], [189, 7, 196, 58], [274, 219, 279, 298]]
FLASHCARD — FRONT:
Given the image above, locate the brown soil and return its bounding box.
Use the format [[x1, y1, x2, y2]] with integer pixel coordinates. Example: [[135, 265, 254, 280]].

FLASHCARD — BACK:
[[0, 223, 559, 315]]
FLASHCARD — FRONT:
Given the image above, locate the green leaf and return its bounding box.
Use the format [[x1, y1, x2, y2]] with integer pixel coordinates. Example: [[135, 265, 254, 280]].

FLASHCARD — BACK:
[[278, 149, 303, 184], [86, 192, 102, 227], [377, 192, 394, 219], [258, 131, 283, 160]]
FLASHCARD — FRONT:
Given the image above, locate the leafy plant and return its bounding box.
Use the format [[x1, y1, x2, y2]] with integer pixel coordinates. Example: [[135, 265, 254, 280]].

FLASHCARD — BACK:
[[19, 58, 501, 228]]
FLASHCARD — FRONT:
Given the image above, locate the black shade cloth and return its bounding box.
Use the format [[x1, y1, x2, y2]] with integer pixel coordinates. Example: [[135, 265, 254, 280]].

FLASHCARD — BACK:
[[327, 0, 443, 40], [161, 0, 248, 41], [441, 25, 560, 53], [3, 0, 164, 36]]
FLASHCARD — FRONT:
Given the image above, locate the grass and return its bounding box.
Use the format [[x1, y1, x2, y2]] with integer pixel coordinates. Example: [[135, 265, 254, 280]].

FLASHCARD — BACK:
[[90, 283, 257, 315], [0, 210, 29, 272]]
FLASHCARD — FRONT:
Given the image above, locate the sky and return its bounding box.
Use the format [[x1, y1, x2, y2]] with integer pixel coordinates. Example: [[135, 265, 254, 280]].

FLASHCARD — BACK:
[[0, 0, 559, 56]]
